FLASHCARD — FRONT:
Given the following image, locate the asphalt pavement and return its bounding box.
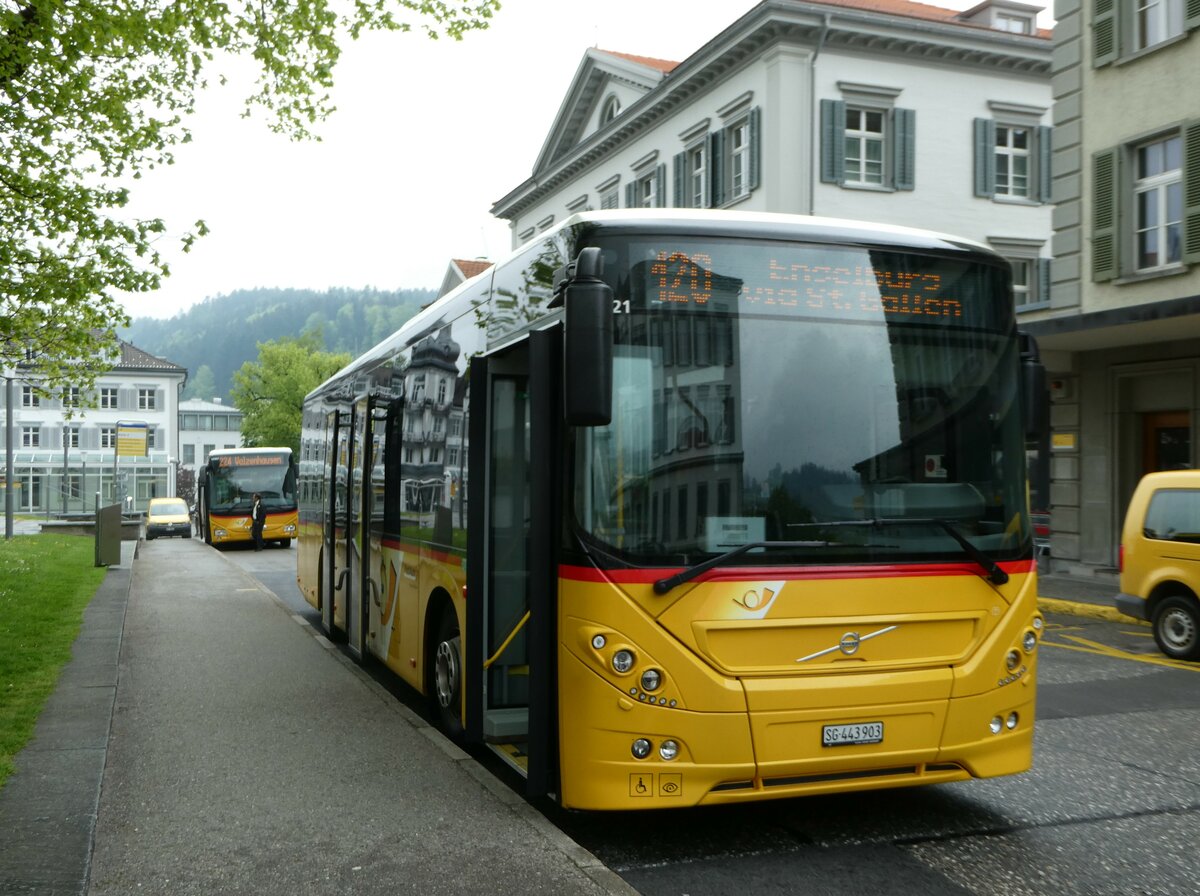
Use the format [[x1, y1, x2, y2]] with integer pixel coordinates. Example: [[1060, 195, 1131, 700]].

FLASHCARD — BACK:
[[0, 531, 1130, 895]]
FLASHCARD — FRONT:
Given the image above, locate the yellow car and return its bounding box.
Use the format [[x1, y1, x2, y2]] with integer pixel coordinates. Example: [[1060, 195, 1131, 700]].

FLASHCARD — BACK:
[[1117, 470, 1200, 660], [145, 497, 193, 540]]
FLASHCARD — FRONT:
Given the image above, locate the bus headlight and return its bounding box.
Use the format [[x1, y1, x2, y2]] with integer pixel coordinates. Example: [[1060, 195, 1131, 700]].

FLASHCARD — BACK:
[[631, 738, 652, 759], [640, 668, 662, 692], [659, 739, 679, 761], [284, 524, 296, 534], [1005, 649, 1021, 671], [1022, 630, 1038, 653], [612, 649, 635, 674]]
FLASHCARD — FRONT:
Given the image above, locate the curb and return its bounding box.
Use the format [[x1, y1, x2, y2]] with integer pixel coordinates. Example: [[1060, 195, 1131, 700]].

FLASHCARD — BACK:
[[1037, 596, 1148, 626]]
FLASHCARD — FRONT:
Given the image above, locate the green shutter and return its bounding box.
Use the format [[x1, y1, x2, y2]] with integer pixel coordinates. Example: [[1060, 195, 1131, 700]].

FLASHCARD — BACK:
[[892, 107, 916, 191], [709, 130, 725, 207], [1038, 125, 1054, 203], [1092, 147, 1119, 281], [673, 151, 686, 207], [1183, 119, 1200, 264], [1037, 257, 1052, 306], [1093, 0, 1118, 66], [820, 99, 845, 185], [749, 106, 762, 191], [974, 118, 996, 198], [1187, 0, 1200, 31], [656, 164, 666, 208]]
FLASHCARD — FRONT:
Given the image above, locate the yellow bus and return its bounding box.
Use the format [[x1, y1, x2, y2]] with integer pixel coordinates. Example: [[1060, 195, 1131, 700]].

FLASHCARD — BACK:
[[296, 210, 1047, 810], [197, 447, 298, 547]]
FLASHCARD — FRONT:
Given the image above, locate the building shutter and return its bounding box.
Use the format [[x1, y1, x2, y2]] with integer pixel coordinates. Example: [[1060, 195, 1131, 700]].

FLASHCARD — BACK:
[[749, 106, 762, 191], [625, 182, 636, 208], [1183, 119, 1200, 264], [820, 99, 845, 185], [709, 130, 726, 207], [1038, 125, 1054, 203], [673, 151, 686, 207], [1091, 147, 1120, 281], [892, 107, 916, 191], [1093, 0, 1118, 66], [1188, 0, 1200, 31], [974, 118, 997, 198], [1037, 257, 1052, 305], [656, 163, 666, 208]]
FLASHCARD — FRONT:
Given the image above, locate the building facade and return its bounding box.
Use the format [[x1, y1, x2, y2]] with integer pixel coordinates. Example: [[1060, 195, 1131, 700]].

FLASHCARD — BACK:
[[492, 0, 1054, 313], [1033, 0, 1200, 572], [178, 398, 244, 472], [2, 339, 187, 513]]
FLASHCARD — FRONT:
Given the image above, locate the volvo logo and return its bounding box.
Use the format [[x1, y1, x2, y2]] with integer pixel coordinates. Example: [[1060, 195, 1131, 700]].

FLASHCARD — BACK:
[[797, 625, 899, 663]]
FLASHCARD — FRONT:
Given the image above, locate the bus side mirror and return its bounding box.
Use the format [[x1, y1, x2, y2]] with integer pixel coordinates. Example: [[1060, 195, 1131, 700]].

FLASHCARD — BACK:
[[1019, 331, 1047, 441], [561, 247, 613, 427]]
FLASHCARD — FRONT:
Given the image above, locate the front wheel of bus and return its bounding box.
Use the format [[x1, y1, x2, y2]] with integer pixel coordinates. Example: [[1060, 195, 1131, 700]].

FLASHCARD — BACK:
[[432, 604, 464, 742], [1153, 595, 1200, 661]]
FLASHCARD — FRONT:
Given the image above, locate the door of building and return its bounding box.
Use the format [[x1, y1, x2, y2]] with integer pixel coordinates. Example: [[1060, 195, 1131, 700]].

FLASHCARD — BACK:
[[1143, 411, 1191, 474]]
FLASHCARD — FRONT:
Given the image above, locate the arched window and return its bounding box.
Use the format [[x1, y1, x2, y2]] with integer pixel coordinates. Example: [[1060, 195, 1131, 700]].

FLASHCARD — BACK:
[[600, 94, 620, 125]]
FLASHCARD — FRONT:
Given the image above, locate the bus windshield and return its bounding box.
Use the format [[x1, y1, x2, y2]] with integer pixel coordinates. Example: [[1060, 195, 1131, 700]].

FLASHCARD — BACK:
[[573, 235, 1030, 568], [205, 452, 297, 513]]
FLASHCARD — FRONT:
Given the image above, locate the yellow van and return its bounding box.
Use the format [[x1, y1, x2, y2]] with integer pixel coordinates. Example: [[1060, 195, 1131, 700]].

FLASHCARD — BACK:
[[1117, 470, 1200, 661]]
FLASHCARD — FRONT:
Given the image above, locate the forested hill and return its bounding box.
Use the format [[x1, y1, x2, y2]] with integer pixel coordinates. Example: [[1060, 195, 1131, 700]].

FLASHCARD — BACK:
[[122, 286, 435, 402]]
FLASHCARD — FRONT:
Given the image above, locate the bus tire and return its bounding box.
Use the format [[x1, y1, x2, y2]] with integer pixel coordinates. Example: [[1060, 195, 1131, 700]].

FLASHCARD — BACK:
[[430, 601, 465, 742], [279, 538, 291, 548]]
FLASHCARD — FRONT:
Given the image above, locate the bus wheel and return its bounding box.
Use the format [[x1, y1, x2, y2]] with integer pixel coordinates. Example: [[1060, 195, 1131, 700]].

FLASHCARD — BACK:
[[432, 604, 464, 741], [1152, 595, 1200, 661]]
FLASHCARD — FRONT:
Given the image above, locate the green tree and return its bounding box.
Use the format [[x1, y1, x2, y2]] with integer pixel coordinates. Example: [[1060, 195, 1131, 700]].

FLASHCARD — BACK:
[[182, 364, 217, 401], [232, 333, 349, 454], [1, 0, 498, 392]]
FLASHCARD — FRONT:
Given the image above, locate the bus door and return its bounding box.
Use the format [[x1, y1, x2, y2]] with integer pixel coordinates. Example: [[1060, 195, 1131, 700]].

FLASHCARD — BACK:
[[466, 329, 561, 798], [360, 395, 390, 661], [324, 403, 362, 650]]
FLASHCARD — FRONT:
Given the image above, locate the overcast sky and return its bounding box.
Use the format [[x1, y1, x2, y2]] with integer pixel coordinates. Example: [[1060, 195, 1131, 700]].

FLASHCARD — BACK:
[[118, 0, 1052, 321]]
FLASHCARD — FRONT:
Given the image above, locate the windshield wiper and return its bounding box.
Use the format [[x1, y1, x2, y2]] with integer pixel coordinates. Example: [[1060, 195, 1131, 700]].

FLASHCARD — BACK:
[[787, 518, 1009, 585], [653, 540, 847, 595]]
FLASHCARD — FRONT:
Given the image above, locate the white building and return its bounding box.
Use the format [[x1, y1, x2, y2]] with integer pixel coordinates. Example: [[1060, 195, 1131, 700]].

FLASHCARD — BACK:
[[2, 339, 186, 513], [492, 0, 1053, 312], [178, 398, 244, 471]]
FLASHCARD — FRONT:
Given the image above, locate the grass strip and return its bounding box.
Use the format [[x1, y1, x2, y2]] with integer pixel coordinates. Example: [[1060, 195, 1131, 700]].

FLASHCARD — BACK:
[[0, 535, 107, 790]]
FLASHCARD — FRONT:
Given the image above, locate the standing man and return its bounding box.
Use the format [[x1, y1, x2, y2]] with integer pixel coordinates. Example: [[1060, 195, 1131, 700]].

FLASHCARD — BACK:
[[250, 492, 265, 551]]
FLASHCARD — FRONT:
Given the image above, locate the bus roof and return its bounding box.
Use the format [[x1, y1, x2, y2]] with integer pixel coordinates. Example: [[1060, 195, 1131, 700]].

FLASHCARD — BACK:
[[305, 209, 1002, 403]]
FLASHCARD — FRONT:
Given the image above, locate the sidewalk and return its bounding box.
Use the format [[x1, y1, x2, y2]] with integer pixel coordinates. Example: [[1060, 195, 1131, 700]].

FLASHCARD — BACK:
[[0, 539, 633, 896]]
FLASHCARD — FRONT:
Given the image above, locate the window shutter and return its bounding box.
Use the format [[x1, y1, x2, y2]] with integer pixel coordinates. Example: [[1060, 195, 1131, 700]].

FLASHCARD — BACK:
[[1038, 125, 1054, 203], [892, 107, 916, 191], [709, 130, 726, 207], [749, 106, 762, 191], [673, 151, 686, 207], [656, 163, 666, 208], [1037, 257, 1052, 305], [1093, 0, 1118, 66], [1091, 147, 1120, 281], [1188, 0, 1200, 31], [1183, 119, 1200, 264], [820, 99, 845, 185], [625, 182, 636, 208], [974, 118, 997, 198]]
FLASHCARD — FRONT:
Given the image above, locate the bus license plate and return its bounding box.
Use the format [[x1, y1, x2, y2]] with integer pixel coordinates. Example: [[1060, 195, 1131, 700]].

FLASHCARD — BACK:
[[822, 722, 884, 747]]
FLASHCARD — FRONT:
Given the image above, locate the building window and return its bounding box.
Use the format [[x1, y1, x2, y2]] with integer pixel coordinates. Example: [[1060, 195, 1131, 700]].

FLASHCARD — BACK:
[[974, 117, 1051, 203], [1093, 125, 1198, 282], [1095, 0, 1194, 64], [203, 444, 215, 461], [710, 105, 761, 205], [687, 142, 707, 208], [183, 444, 195, 464], [600, 187, 619, 209], [437, 378, 448, 405], [821, 99, 914, 191], [21, 426, 40, 448], [600, 94, 621, 125], [138, 388, 156, 411], [21, 386, 39, 408], [989, 238, 1050, 310], [996, 12, 1033, 32], [1134, 135, 1183, 271], [63, 426, 80, 448], [62, 386, 81, 408], [626, 164, 664, 208], [147, 427, 157, 450], [100, 387, 118, 409], [101, 426, 116, 448]]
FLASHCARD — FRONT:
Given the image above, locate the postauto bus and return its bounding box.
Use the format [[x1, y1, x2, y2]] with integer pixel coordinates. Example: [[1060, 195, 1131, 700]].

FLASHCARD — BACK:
[[296, 210, 1047, 810], [196, 447, 298, 547]]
